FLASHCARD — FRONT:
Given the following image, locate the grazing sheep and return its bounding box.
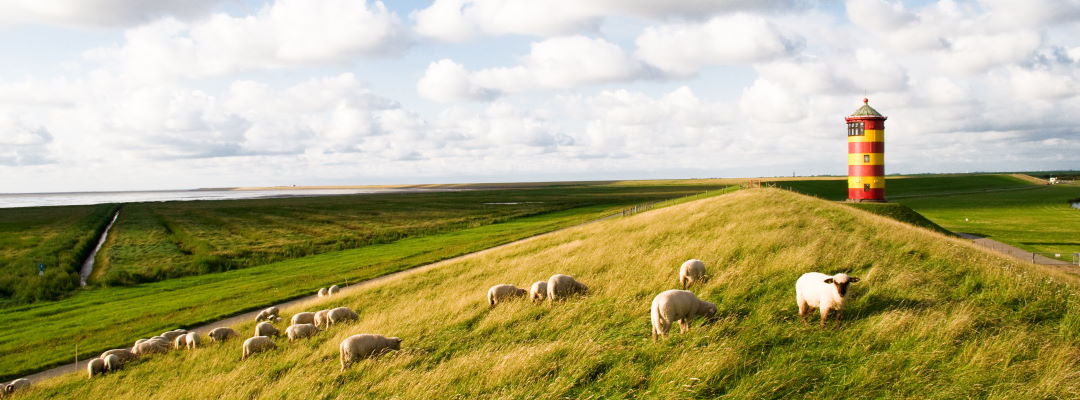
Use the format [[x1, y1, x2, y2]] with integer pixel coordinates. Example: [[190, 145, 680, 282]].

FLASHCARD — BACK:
[[161, 330, 187, 342], [103, 354, 123, 372], [291, 312, 316, 325], [149, 335, 168, 343], [327, 307, 359, 326], [328, 285, 341, 295], [134, 339, 170, 356], [317, 288, 328, 297], [313, 310, 330, 329], [172, 334, 187, 350], [546, 274, 588, 302], [286, 324, 320, 342], [101, 349, 137, 363], [208, 327, 239, 343], [796, 272, 860, 328], [241, 336, 276, 360], [185, 332, 200, 349], [529, 281, 548, 303], [5, 378, 30, 395], [339, 334, 402, 370], [650, 290, 718, 341], [679, 259, 706, 289], [487, 284, 527, 307], [87, 358, 106, 378], [255, 321, 280, 337]]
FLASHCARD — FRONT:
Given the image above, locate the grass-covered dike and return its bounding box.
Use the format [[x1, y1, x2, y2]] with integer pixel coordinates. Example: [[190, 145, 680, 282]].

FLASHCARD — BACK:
[[21, 189, 1080, 398]]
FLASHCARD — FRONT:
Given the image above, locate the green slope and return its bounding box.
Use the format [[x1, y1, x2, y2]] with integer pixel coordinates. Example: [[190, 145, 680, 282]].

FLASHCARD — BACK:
[[21, 189, 1080, 399]]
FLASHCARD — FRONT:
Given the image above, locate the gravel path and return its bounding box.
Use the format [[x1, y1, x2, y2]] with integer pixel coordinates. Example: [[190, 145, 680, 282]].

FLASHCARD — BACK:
[[956, 232, 1076, 267]]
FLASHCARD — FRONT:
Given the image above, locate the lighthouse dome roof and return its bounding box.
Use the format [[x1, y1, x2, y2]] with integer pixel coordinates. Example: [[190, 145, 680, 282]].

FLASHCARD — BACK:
[[850, 98, 883, 117]]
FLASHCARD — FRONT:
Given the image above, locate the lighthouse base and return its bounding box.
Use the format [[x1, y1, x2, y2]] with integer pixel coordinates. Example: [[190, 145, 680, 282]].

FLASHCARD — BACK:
[[847, 198, 888, 203]]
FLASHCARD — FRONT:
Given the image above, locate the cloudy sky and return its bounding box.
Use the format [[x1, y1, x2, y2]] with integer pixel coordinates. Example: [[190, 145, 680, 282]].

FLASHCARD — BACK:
[[1, 0, 1077, 193]]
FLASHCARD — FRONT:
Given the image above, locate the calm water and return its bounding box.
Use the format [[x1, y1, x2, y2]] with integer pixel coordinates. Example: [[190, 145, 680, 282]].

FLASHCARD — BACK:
[[0, 188, 451, 209]]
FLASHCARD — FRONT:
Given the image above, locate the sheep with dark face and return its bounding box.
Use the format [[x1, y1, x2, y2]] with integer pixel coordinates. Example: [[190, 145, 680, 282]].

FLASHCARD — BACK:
[[679, 259, 706, 289], [650, 290, 717, 341], [796, 272, 860, 327]]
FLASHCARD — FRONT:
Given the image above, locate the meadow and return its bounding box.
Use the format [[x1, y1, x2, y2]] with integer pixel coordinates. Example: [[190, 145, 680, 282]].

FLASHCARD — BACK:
[[0, 182, 730, 380], [20, 189, 1080, 398]]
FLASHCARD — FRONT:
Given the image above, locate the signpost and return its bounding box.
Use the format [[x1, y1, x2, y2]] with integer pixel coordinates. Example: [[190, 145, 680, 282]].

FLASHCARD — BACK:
[[39, 263, 45, 276]]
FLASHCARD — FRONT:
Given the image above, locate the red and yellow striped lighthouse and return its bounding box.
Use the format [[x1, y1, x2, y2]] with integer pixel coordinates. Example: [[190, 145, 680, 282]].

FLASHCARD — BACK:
[[845, 98, 887, 202]]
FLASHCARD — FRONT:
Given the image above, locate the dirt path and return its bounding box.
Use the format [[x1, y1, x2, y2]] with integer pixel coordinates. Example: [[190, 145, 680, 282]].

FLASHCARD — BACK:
[[13, 206, 632, 385], [956, 232, 1076, 268]]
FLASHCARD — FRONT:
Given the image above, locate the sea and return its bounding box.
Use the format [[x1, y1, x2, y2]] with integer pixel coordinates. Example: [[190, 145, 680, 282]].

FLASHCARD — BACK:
[[0, 188, 448, 209]]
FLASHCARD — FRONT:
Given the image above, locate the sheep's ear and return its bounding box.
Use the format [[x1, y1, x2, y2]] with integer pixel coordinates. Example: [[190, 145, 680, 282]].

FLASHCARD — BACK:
[[824, 278, 834, 284], [850, 277, 860, 283]]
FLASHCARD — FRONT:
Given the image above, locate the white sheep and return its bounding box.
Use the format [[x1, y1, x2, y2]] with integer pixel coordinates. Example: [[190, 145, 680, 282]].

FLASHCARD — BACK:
[[161, 329, 187, 342], [286, 324, 320, 342], [242, 336, 276, 360], [291, 312, 316, 325], [255, 321, 280, 337], [546, 274, 588, 302], [679, 259, 706, 289], [87, 358, 106, 378], [134, 339, 170, 356], [529, 281, 548, 303], [317, 288, 328, 297], [172, 334, 188, 350], [328, 285, 341, 295], [487, 284, 527, 307], [650, 289, 717, 341], [313, 310, 330, 329], [103, 354, 123, 372], [101, 349, 137, 363], [185, 332, 200, 349], [795, 272, 861, 327], [327, 307, 359, 326], [4, 378, 30, 395], [255, 306, 280, 322], [339, 334, 401, 371], [208, 327, 239, 343]]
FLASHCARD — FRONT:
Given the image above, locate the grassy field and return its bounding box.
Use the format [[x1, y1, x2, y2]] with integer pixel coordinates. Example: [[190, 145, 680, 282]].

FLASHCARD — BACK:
[[0, 203, 119, 304], [773, 174, 1080, 257], [0, 183, 732, 380], [18, 189, 1080, 398]]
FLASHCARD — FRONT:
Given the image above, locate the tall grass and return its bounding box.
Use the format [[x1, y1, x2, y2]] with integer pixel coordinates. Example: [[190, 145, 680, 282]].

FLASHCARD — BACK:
[[22, 189, 1080, 398]]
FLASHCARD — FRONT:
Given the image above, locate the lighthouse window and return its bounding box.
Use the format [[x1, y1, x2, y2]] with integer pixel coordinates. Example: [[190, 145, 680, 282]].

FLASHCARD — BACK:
[[863, 154, 870, 163], [864, 184, 870, 192], [847, 122, 864, 136]]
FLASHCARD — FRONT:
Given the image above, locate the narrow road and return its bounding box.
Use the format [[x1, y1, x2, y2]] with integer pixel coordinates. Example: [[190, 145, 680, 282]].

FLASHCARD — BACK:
[[956, 232, 1077, 268]]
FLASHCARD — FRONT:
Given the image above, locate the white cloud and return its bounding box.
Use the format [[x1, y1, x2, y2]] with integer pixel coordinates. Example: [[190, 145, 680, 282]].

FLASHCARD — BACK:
[[0, 0, 222, 27], [739, 79, 807, 123], [417, 59, 496, 102], [0, 113, 54, 166], [86, 0, 408, 80], [940, 32, 1041, 74], [635, 14, 801, 76]]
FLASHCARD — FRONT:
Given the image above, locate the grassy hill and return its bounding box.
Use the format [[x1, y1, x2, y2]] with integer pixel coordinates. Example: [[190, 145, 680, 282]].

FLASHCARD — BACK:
[[21, 189, 1080, 398]]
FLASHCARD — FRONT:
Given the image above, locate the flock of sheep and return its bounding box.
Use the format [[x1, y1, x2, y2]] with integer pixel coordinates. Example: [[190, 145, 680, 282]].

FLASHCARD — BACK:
[[0, 260, 859, 397]]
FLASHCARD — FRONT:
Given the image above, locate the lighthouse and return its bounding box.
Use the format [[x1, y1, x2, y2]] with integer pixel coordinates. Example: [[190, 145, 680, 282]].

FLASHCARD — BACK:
[[845, 98, 887, 202]]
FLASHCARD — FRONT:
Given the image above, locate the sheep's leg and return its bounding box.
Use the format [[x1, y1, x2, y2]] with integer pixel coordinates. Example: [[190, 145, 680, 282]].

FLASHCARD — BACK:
[[835, 309, 843, 326], [797, 300, 809, 325], [679, 319, 689, 333], [680, 277, 686, 290], [819, 308, 829, 328]]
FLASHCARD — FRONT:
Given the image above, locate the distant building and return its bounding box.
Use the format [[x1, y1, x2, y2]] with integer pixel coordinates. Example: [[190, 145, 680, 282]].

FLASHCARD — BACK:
[[845, 98, 887, 202]]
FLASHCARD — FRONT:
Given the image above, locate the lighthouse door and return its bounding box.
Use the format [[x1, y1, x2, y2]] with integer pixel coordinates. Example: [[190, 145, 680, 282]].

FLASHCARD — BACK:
[[863, 184, 870, 192]]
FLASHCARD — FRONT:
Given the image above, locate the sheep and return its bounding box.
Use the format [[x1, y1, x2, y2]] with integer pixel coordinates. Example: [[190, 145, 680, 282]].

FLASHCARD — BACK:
[[208, 327, 239, 343], [546, 274, 588, 302], [528, 281, 548, 303], [679, 259, 706, 289], [87, 358, 106, 378], [172, 334, 188, 350], [487, 284, 527, 307], [161, 329, 187, 342], [286, 324, 320, 342], [650, 290, 718, 341], [149, 335, 169, 343], [241, 336, 276, 360], [313, 310, 330, 329], [328, 285, 341, 295], [255, 321, 280, 337], [103, 354, 123, 372], [339, 334, 402, 371], [101, 349, 137, 363], [133, 338, 170, 356], [291, 312, 316, 325], [327, 307, 359, 326], [5, 378, 30, 395], [255, 306, 280, 322], [796, 272, 861, 328], [317, 288, 328, 297], [185, 332, 200, 349]]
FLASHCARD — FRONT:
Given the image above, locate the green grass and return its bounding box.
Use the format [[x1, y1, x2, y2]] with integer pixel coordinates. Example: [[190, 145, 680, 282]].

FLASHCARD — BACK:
[[774, 174, 1035, 201], [844, 202, 951, 235], [0, 183, 730, 380], [21, 189, 1080, 399]]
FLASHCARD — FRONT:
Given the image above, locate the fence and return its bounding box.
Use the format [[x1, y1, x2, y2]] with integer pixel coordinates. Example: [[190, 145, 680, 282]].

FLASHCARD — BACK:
[[616, 186, 741, 218], [966, 238, 1080, 266]]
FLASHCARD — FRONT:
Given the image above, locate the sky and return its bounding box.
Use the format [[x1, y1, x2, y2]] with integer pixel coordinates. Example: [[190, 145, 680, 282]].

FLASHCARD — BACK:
[[0, 0, 1077, 193]]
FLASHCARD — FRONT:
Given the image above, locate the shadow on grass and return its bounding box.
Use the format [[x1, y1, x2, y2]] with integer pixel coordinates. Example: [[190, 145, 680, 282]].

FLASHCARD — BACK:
[[846, 292, 936, 322]]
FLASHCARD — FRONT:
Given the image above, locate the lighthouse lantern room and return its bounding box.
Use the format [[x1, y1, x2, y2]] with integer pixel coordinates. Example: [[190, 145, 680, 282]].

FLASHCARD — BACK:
[[845, 98, 887, 202]]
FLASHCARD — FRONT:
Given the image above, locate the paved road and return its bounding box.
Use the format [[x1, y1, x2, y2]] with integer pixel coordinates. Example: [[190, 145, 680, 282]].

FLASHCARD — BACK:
[[956, 232, 1077, 268]]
